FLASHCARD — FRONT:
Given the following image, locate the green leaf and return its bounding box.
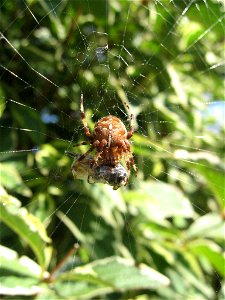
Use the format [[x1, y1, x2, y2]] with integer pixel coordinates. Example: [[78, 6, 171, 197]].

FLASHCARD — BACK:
[[124, 181, 195, 222], [218, 282, 225, 300], [178, 20, 205, 50], [0, 245, 47, 278], [53, 281, 111, 299], [166, 262, 214, 299], [0, 163, 32, 197], [35, 144, 68, 176], [0, 187, 52, 270], [195, 163, 225, 210], [55, 256, 169, 297], [189, 240, 225, 277], [174, 151, 225, 209], [167, 64, 188, 107], [0, 276, 44, 296], [84, 183, 127, 228], [186, 213, 225, 240]]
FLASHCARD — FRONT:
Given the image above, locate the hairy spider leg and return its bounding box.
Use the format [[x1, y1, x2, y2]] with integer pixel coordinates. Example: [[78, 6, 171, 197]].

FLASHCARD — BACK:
[[129, 154, 137, 173], [71, 94, 95, 168], [91, 151, 103, 167], [65, 150, 77, 158], [123, 139, 137, 174], [124, 105, 136, 174], [73, 145, 95, 168], [73, 141, 89, 147], [127, 112, 134, 139], [80, 93, 92, 139]]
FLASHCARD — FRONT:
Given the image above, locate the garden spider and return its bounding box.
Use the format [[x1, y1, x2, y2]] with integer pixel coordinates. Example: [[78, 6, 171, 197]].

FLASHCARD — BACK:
[[72, 93, 136, 185]]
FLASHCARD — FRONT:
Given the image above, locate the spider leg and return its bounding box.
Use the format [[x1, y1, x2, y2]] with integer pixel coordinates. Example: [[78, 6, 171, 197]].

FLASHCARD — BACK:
[[73, 145, 95, 166], [66, 142, 91, 160], [65, 150, 77, 158], [125, 160, 131, 183], [127, 112, 134, 139], [126, 151, 137, 176], [73, 141, 89, 147], [130, 154, 137, 174], [91, 150, 102, 167], [80, 93, 92, 139]]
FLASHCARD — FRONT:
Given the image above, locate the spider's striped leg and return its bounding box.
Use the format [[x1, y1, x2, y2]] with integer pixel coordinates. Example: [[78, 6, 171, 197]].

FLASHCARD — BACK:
[[126, 153, 137, 178], [71, 146, 95, 174], [130, 154, 137, 174], [75, 146, 95, 163], [80, 93, 92, 139], [65, 142, 90, 158], [73, 141, 89, 147], [90, 150, 102, 167], [127, 112, 134, 139], [65, 151, 77, 158]]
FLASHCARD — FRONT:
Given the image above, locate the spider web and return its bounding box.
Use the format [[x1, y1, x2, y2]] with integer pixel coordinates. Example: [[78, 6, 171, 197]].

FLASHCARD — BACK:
[[0, 0, 224, 298]]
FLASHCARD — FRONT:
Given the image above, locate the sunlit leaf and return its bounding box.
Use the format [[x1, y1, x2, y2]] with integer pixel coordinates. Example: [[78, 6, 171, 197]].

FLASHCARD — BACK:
[[0, 163, 32, 197], [174, 150, 225, 209], [35, 144, 68, 176], [0, 187, 52, 270], [124, 181, 195, 222], [186, 213, 225, 240], [54, 256, 170, 297], [0, 245, 47, 278], [194, 163, 225, 210], [0, 276, 44, 296], [189, 240, 225, 277]]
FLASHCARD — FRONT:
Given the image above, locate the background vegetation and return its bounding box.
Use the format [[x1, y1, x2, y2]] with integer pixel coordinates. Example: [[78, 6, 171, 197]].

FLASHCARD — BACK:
[[0, 0, 224, 299]]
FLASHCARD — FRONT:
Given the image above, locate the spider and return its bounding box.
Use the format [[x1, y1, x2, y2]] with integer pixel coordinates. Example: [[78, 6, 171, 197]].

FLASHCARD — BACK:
[[73, 93, 136, 184]]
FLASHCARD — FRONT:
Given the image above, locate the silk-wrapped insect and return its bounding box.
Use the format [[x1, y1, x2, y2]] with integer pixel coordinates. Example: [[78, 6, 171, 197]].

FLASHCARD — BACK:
[[66, 152, 128, 190]]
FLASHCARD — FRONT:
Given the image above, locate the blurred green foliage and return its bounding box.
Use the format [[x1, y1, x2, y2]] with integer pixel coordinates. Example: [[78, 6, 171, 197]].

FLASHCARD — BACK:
[[0, 0, 225, 299]]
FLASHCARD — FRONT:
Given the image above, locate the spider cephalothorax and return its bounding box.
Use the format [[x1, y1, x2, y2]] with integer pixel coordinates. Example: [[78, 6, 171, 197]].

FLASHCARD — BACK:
[[73, 93, 136, 184]]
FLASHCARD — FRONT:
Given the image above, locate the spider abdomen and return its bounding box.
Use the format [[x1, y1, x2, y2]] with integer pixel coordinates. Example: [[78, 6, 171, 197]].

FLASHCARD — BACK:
[[93, 115, 127, 147]]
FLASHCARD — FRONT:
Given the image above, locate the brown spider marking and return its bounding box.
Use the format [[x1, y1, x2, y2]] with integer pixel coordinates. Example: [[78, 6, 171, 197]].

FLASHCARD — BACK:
[[73, 93, 137, 182]]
